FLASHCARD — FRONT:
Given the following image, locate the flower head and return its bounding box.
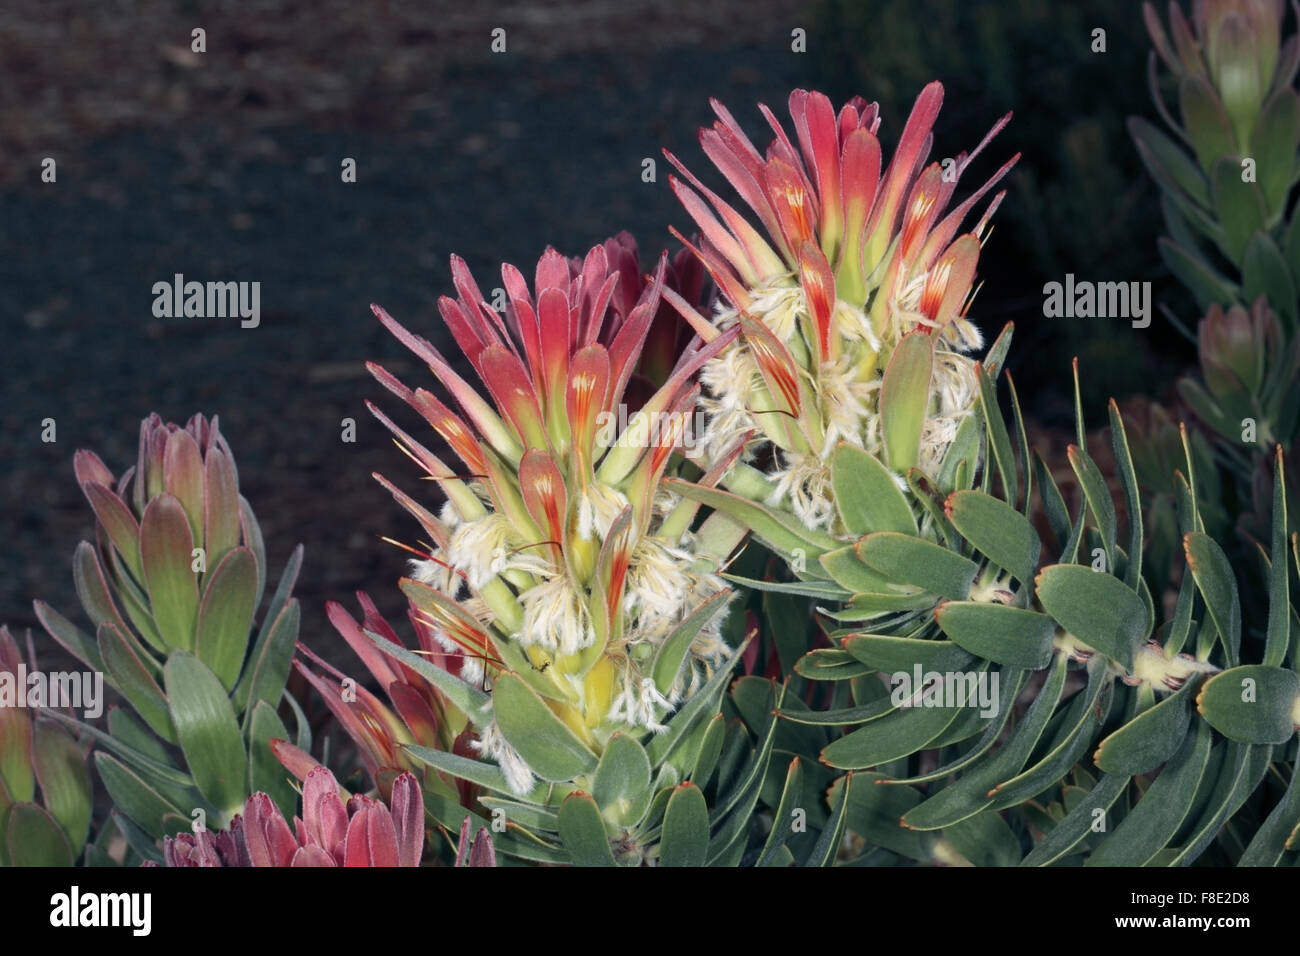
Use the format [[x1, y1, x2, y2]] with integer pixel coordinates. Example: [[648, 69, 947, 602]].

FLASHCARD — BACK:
[[368, 239, 742, 793], [666, 84, 1017, 532]]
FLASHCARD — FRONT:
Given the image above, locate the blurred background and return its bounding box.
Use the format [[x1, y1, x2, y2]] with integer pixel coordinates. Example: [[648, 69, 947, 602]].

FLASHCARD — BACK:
[[0, 0, 1189, 652]]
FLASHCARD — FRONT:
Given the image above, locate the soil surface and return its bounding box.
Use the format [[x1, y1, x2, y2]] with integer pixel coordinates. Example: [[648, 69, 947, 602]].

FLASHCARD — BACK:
[[0, 0, 825, 667]]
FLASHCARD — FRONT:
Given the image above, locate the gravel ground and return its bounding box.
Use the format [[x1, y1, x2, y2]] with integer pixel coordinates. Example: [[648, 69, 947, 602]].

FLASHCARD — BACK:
[[0, 1, 824, 666]]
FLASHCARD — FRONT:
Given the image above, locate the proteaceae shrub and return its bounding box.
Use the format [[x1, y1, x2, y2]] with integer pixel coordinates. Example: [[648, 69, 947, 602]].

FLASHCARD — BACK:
[[31, 414, 306, 850], [8, 13, 1300, 869]]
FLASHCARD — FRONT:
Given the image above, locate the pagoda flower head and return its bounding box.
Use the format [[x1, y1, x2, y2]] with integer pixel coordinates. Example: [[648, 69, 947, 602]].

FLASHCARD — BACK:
[[664, 83, 1018, 533], [366, 241, 742, 796]]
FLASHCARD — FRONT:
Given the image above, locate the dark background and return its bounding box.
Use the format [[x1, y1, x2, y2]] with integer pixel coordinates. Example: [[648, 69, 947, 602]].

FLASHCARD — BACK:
[[0, 0, 1189, 660]]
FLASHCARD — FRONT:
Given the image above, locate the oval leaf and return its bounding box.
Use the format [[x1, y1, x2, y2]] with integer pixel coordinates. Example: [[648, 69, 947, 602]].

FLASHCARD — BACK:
[[1197, 665, 1299, 744], [935, 602, 1056, 670], [659, 783, 709, 867], [1035, 564, 1149, 670], [163, 652, 247, 815], [140, 494, 200, 651], [493, 673, 597, 783], [857, 532, 978, 600]]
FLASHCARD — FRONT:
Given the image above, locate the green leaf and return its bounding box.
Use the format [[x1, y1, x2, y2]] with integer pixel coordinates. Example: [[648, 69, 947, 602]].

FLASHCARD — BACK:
[[1094, 681, 1195, 775], [882, 668, 1027, 786], [944, 809, 1021, 866], [247, 700, 298, 819], [29, 720, 92, 853], [660, 783, 710, 867], [194, 546, 257, 692], [1211, 156, 1269, 265], [140, 493, 200, 651], [1086, 720, 1212, 866], [94, 751, 187, 840], [880, 332, 933, 473], [557, 793, 617, 866], [1242, 232, 1298, 329], [937, 413, 981, 495], [794, 649, 875, 681], [1197, 665, 1300, 743], [1184, 532, 1241, 666], [163, 652, 248, 815], [238, 496, 268, 612], [833, 771, 934, 861], [1180, 74, 1236, 172], [233, 544, 303, 715], [831, 442, 916, 535], [476, 795, 558, 833], [720, 573, 844, 599], [238, 598, 301, 729], [976, 364, 1018, 506], [902, 654, 1068, 831], [1251, 88, 1300, 216], [1035, 564, 1149, 670], [98, 621, 177, 743], [856, 532, 978, 600], [646, 640, 747, 767], [72, 541, 142, 652], [761, 591, 815, 678], [1265, 449, 1290, 668], [1129, 116, 1211, 208], [405, 746, 531, 797], [493, 673, 597, 783], [842, 635, 973, 674], [592, 733, 653, 828], [5, 802, 74, 866], [652, 590, 733, 696], [81, 483, 144, 584], [758, 757, 805, 866], [1239, 759, 1300, 865], [820, 546, 925, 596], [664, 478, 840, 561], [1068, 445, 1117, 568], [1107, 401, 1144, 590], [806, 772, 852, 867], [41, 710, 193, 791], [1169, 741, 1272, 865], [1032, 451, 1071, 550], [689, 714, 727, 788], [934, 603, 1056, 671], [1020, 773, 1129, 867], [364, 622, 489, 722], [32, 601, 103, 673], [821, 671, 979, 770], [1158, 237, 1240, 310], [987, 658, 1111, 807], [111, 809, 164, 864], [946, 490, 1039, 584]]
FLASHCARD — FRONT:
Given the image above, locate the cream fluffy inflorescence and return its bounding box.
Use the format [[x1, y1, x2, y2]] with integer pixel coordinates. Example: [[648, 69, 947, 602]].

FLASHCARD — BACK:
[[409, 467, 731, 794], [697, 276, 986, 533]]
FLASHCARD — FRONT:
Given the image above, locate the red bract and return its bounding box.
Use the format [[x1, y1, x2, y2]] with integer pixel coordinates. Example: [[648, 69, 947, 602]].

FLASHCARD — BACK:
[[292, 592, 479, 807]]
